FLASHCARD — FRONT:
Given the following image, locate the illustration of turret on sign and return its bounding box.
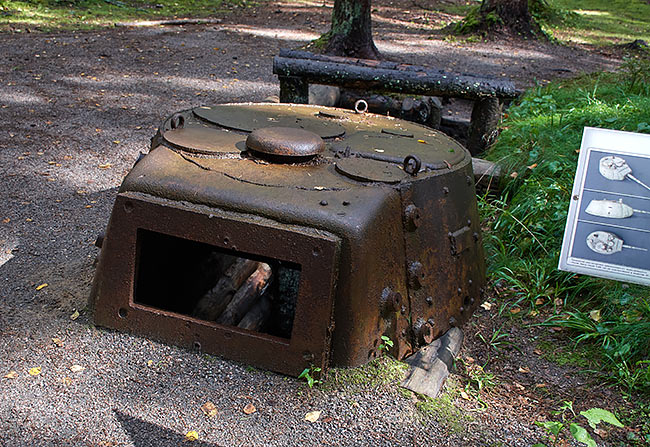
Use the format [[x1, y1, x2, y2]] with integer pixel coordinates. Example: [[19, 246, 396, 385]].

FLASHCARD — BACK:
[[586, 231, 647, 255], [599, 156, 650, 192], [585, 199, 650, 219]]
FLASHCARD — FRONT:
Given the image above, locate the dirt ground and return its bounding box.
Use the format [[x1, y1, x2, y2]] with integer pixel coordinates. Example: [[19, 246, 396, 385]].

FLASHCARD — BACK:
[[0, 1, 638, 446]]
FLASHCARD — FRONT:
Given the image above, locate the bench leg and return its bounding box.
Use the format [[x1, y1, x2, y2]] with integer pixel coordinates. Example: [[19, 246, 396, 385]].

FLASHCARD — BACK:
[[467, 97, 501, 156], [279, 76, 309, 104]]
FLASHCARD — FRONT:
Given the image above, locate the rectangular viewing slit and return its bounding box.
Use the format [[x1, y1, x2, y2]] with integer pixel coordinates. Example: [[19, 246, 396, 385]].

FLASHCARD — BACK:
[[134, 229, 300, 339]]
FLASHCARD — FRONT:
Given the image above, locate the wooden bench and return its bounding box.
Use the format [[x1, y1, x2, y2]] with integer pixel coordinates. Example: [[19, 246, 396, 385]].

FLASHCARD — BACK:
[[273, 49, 520, 155]]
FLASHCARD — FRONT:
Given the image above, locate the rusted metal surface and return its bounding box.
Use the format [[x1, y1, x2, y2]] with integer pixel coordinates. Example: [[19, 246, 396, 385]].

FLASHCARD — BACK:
[[194, 104, 345, 138], [91, 103, 486, 377]]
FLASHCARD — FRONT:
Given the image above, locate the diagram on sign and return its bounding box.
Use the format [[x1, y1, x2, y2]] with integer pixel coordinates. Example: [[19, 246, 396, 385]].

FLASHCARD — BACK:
[[585, 231, 647, 255], [559, 127, 650, 286], [599, 155, 650, 192], [585, 199, 650, 219]]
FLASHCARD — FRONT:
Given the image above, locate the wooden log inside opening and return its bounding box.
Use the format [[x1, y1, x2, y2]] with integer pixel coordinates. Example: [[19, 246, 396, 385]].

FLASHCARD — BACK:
[[237, 293, 273, 332], [216, 263, 273, 326], [191, 258, 260, 321]]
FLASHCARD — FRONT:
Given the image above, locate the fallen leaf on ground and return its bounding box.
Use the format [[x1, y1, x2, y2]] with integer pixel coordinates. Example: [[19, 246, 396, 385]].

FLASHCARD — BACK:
[[533, 349, 543, 355], [28, 367, 42, 376], [465, 356, 475, 364], [185, 431, 199, 442], [480, 302, 492, 311], [201, 401, 218, 417], [510, 171, 518, 179], [594, 428, 608, 438], [589, 309, 601, 322], [460, 390, 470, 400], [304, 410, 321, 422], [70, 310, 80, 320], [4, 371, 18, 379], [321, 417, 333, 423], [98, 163, 112, 169], [527, 163, 538, 170], [61, 377, 72, 386], [535, 298, 544, 305], [70, 365, 85, 373], [529, 310, 539, 317], [535, 383, 547, 388], [52, 338, 64, 347], [243, 403, 256, 415], [518, 366, 531, 374], [36, 283, 48, 291], [510, 307, 521, 314], [554, 297, 563, 307]]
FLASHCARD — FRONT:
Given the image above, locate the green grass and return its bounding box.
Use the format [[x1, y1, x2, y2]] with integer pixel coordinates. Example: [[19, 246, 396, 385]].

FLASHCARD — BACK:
[[536, 340, 596, 368], [481, 56, 650, 396], [0, 0, 249, 31], [541, 0, 650, 46], [453, 0, 650, 48]]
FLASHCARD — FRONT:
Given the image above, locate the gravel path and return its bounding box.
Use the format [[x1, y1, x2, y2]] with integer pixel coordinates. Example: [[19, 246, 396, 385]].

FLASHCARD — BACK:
[[0, 2, 622, 445]]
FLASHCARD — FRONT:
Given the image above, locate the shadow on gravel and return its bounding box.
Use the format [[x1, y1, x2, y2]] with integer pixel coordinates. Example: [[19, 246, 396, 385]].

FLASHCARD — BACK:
[[115, 410, 223, 447]]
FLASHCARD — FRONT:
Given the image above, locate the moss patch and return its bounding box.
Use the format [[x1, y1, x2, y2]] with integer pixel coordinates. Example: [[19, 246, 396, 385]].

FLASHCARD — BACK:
[[323, 356, 408, 393], [415, 385, 473, 433]]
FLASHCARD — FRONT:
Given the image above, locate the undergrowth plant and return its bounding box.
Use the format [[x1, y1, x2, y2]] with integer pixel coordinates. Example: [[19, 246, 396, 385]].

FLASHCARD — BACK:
[[534, 401, 623, 447], [482, 57, 650, 395], [298, 365, 322, 389]]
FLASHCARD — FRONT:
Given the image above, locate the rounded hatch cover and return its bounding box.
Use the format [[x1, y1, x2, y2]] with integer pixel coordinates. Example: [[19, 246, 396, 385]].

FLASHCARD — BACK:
[[335, 158, 407, 184], [246, 127, 325, 158]]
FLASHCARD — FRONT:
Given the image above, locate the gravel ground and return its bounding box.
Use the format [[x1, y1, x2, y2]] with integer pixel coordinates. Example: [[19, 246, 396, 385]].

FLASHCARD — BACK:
[[0, 2, 624, 445]]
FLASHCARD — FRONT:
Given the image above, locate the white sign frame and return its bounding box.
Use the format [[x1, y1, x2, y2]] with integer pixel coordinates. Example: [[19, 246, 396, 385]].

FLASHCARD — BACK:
[[558, 127, 650, 286]]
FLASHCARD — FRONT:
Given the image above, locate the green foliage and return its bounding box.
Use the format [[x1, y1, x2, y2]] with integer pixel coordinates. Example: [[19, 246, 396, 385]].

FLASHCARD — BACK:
[[456, 359, 497, 409], [298, 365, 322, 389], [621, 56, 650, 96], [482, 58, 650, 395], [534, 401, 623, 446], [378, 335, 394, 353], [476, 324, 516, 353]]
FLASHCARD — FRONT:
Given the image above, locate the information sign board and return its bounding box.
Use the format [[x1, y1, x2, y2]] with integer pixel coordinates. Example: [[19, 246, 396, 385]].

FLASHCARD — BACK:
[[559, 127, 650, 286]]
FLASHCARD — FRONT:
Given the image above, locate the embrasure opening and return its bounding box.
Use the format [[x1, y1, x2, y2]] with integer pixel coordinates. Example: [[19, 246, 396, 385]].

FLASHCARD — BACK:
[[134, 229, 300, 339]]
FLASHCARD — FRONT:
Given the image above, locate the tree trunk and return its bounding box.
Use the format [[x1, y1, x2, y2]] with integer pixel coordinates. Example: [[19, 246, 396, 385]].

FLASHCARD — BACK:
[[324, 0, 380, 59], [478, 0, 540, 36]]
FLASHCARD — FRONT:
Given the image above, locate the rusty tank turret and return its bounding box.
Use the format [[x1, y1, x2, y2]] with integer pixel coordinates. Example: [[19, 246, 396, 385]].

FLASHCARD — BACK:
[[90, 103, 486, 376]]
